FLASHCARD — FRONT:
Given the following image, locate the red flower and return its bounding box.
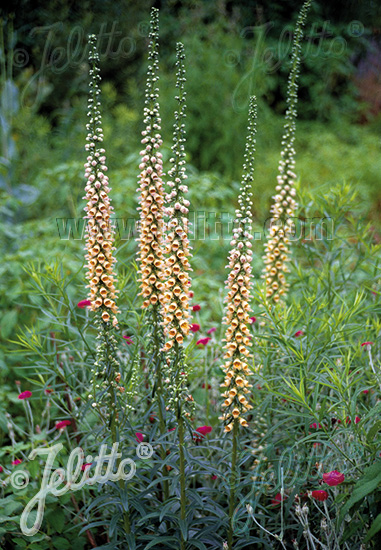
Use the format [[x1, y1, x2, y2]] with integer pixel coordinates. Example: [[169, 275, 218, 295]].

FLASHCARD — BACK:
[[12, 459, 22, 465], [249, 317, 256, 324], [194, 426, 212, 441], [311, 490, 328, 502], [44, 387, 53, 395], [196, 337, 211, 346], [190, 323, 200, 333], [309, 423, 322, 430], [207, 327, 216, 334], [18, 391, 32, 400], [294, 330, 304, 337], [355, 415, 361, 424], [189, 291, 194, 298], [135, 432, 144, 443], [77, 300, 91, 308], [211, 475, 218, 480], [0, 466, 3, 472], [362, 389, 369, 394], [361, 341, 373, 347], [323, 470, 345, 486], [192, 304, 201, 312], [345, 416, 351, 425], [55, 420, 71, 430], [271, 492, 285, 506], [123, 335, 133, 345], [168, 427, 176, 432], [81, 463, 92, 471], [202, 383, 212, 390]]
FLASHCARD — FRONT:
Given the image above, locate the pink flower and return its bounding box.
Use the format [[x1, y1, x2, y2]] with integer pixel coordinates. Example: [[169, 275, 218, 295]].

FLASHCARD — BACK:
[[361, 341, 373, 347], [323, 470, 345, 486], [196, 426, 212, 437], [294, 330, 304, 337], [77, 300, 91, 308], [249, 317, 256, 324], [192, 304, 201, 312], [211, 475, 218, 480], [81, 463, 92, 471], [362, 389, 369, 394], [18, 391, 32, 400], [271, 492, 285, 506], [190, 323, 200, 333], [12, 459, 22, 466], [207, 327, 216, 334], [311, 490, 328, 502], [135, 432, 144, 443], [168, 428, 176, 432], [0, 466, 3, 473], [123, 335, 133, 345], [56, 420, 71, 430], [196, 337, 211, 346], [309, 423, 322, 430], [355, 415, 361, 424]]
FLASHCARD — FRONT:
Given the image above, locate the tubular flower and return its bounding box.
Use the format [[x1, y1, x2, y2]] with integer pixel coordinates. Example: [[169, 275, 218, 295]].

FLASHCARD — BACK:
[[83, 35, 119, 325], [261, 0, 312, 306], [219, 97, 257, 431], [137, 7, 166, 309], [162, 43, 192, 352]]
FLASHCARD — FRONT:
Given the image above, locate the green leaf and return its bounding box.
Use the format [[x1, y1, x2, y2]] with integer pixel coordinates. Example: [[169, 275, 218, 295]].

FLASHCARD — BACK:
[[51, 537, 71, 550], [340, 461, 381, 521], [365, 513, 381, 543], [46, 508, 65, 533], [367, 421, 381, 443]]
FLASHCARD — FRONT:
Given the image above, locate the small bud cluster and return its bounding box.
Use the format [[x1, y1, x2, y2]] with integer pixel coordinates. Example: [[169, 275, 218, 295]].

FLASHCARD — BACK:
[[262, 0, 311, 305], [137, 7, 166, 309], [83, 35, 119, 325], [162, 43, 192, 352], [220, 97, 257, 432]]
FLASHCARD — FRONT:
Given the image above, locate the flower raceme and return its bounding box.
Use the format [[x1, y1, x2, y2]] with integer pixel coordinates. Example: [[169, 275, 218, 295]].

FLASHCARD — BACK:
[[261, 0, 312, 306], [137, 8, 166, 309], [219, 97, 257, 432], [83, 36, 119, 325], [161, 43, 192, 352]]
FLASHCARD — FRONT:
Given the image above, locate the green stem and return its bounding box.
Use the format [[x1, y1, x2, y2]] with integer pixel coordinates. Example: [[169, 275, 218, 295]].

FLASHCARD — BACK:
[[228, 420, 239, 550], [153, 306, 170, 502], [178, 413, 186, 550]]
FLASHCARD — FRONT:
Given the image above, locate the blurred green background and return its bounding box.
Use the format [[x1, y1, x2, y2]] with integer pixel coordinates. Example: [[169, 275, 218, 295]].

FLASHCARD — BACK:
[[0, 0, 381, 372]]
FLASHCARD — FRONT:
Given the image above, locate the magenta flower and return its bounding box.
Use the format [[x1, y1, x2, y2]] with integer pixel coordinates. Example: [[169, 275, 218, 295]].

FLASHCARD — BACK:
[[12, 459, 22, 466], [311, 490, 328, 502], [309, 422, 322, 430], [123, 335, 133, 345], [362, 389, 369, 394], [55, 420, 71, 430], [196, 337, 211, 346], [322, 470, 345, 486], [361, 341, 373, 347], [190, 323, 201, 333], [355, 415, 361, 424], [18, 391, 32, 400], [249, 317, 256, 324], [294, 330, 304, 337], [0, 465, 3, 473], [192, 304, 201, 312], [135, 432, 144, 443], [77, 300, 91, 308], [207, 327, 217, 334], [196, 426, 212, 437]]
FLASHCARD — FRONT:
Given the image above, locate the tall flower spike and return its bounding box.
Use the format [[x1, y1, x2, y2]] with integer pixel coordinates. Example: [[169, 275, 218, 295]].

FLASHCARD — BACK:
[[137, 7, 166, 308], [83, 35, 119, 325], [261, 0, 312, 306], [162, 42, 192, 353], [219, 96, 257, 432]]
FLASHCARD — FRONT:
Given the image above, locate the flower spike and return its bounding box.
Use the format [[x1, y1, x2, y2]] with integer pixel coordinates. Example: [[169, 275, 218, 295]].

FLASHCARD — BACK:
[[220, 96, 257, 431], [137, 7, 166, 309], [162, 42, 192, 353], [262, 0, 312, 306], [83, 35, 119, 325]]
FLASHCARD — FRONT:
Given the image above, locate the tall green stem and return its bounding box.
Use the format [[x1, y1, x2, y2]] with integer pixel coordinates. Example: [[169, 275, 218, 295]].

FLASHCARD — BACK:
[[178, 412, 186, 550], [228, 420, 239, 549]]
